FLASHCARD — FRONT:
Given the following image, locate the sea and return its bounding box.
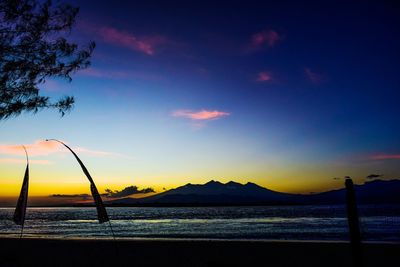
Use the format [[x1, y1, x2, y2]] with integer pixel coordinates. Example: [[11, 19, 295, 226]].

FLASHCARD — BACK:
[[0, 205, 399, 241]]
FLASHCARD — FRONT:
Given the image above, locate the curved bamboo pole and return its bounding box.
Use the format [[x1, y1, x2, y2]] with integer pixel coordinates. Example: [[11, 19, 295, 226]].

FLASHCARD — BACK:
[[46, 139, 109, 223]]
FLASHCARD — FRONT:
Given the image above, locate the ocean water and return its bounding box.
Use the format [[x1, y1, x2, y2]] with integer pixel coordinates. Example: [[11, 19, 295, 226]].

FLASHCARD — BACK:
[[0, 205, 399, 241]]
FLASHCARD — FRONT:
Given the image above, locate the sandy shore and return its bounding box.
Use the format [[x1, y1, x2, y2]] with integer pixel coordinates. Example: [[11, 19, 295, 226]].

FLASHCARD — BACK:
[[0, 237, 398, 267]]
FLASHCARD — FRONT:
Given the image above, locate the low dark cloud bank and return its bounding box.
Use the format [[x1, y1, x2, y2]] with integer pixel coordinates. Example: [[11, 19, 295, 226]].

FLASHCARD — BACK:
[[104, 186, 155, 198], [50, 194, 91, 200], [366, 174, 383, 180], [50, 186, 155, 199]]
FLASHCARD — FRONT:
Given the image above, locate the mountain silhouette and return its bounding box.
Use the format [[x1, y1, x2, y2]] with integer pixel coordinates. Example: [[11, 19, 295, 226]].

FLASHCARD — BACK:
[[104, 179, 400, 206]]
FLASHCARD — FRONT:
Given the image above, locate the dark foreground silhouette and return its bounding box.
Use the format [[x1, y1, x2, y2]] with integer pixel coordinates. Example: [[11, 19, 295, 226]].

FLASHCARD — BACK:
[[0, 238, 398, 267]]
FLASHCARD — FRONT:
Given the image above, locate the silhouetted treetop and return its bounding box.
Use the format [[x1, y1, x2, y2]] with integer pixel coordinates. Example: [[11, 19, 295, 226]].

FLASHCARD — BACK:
[[0, 0, 95, 120]]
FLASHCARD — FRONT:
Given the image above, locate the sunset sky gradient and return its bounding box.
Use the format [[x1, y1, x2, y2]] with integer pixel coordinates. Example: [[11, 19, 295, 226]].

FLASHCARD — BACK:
[[1, 1, 400, 203]]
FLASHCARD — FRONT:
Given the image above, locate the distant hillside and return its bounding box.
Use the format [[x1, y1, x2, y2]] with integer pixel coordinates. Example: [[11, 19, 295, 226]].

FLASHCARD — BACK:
[[302, 179, 400, 205], [103, 179, 400, 206]]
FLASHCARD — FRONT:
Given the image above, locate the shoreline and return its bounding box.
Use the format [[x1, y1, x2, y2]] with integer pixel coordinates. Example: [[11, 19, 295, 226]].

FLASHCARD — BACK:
[[1, 237, 399, 267], [1, 234, 399, 244]]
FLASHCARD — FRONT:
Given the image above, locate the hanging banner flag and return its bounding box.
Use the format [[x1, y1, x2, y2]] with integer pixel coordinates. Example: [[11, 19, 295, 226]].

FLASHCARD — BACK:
[[46, 139, 109, 223], [13, 146, 29, 226]]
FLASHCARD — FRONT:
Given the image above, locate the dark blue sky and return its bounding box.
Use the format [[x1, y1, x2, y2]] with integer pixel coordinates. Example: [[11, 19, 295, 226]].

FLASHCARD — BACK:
[[73, 0, 400, 150]]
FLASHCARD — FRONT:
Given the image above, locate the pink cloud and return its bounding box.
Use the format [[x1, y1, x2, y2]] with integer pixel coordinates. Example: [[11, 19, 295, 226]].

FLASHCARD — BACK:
[[0, 140, 61, 157], [304, 68, 325, 84], [248, 29, 281, 51], [0, 158, 52, 165], [172, 110, 230, 121], [78, 68, 128, 79], [73, 147, 120, 157], [0, 140, 125, 158], [41, 80, 63, 92], [369, 154, 400, 160], [78, 68, 162, 81], [256, 71, 272, 82], [87, 24, 169, 55]]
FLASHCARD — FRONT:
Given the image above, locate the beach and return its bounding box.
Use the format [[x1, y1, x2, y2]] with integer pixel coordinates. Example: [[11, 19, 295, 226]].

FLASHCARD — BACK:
[[0, 237, 398, 267], [1, 206, 399, 266]]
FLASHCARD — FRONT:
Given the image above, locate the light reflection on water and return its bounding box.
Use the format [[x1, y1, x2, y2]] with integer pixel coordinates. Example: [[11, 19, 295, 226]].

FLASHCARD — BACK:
[[0, 205, 399, 241]]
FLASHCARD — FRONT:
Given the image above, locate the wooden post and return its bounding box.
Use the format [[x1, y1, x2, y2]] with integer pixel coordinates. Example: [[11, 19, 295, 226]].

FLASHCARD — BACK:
[[345, 178, 362, 267]]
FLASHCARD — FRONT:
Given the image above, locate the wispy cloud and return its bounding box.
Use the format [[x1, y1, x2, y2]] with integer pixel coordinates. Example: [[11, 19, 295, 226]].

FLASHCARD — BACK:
[[256, 71, 272, 82], [41, 79, 64, 92], [72, 147, 124, 157], [0, 140, 126, 158], [369, 154, 400, 160], [78, 67, 162, 81], [79, 68, 130, 79], [247, 29, 281, 52], [99, 26, 169, 55], [0, 158, 52, 165], [304, 68, 325, 84], [172, 110, 230, 121], [81, 21, 170, 55], [0, 140, 60, 157]]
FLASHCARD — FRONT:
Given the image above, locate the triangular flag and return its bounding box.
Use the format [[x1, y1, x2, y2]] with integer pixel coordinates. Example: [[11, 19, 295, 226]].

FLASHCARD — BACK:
[[13, 147, 29, 226], [90, 183, 109, 223]]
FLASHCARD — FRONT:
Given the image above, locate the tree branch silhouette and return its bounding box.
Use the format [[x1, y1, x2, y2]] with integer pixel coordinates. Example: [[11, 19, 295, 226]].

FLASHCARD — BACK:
[[0, 0, 95, 120]]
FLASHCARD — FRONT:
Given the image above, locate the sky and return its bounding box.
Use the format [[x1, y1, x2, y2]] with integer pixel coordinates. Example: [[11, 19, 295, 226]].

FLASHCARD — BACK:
[[1, 0, 400, 203]]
